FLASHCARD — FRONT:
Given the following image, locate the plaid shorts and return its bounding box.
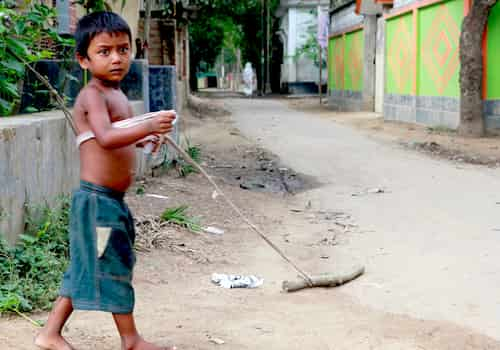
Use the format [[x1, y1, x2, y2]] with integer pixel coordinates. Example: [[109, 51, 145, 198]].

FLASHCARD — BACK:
[[60, 180, 136, 314]]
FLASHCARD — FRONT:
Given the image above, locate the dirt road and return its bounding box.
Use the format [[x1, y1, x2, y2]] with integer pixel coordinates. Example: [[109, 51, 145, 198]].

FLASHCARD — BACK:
[[2, 97, 500, 349], [228, 97, 500, 342]]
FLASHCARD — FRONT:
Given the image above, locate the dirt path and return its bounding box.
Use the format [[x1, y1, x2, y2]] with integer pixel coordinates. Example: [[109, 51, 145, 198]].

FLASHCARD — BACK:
[[2, 101, 500, 349]]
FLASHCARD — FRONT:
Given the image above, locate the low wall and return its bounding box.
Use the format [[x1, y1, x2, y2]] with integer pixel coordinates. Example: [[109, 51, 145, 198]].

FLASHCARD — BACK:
[[329, 90, 364, 111], [0, 101, 145, 244], [20, 60, 150, 112], [148, 65, 180, 167], [383, 95, 460, 128]]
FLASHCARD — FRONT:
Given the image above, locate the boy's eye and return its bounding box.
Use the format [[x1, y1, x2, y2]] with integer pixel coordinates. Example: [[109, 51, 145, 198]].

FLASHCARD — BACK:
[[119, 47, 129, 54], [98, 49, 109, 55]]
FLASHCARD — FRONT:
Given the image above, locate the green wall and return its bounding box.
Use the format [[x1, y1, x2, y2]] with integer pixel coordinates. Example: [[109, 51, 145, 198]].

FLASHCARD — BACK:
[[329, 36, 344, 90], [418, 0, 462, 97], [345, 30, 364, 91], [386, 13, 414, 95], [385, 0, 463, 97], [327, 29, 364, 92], [328, 38, 335, 90], [487, 2, 500, 99]]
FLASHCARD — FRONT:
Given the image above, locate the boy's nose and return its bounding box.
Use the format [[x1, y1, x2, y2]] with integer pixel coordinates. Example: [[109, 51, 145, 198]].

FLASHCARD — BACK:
[[110, 51, 122, 63]]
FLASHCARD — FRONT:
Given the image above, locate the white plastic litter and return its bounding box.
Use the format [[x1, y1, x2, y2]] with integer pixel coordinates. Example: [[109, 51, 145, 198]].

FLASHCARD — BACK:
[[145, 194, 169, 200], [211, 273, 263, 289], [203, 226, 225, 235]]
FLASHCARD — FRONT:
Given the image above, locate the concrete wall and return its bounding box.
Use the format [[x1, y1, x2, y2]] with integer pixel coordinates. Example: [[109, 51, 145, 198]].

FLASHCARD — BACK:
[[362, 15, 377, 111], [0, 112, 78, 244], [330, 4, 363, 33], [0, 102, 147, 244], [148, 65, 180, 167], [393, 0, 417, 8], [375, 17, 385, 113]]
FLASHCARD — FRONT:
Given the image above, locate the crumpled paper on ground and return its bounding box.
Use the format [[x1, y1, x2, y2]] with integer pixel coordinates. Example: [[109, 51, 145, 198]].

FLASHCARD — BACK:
[[211, 273, 264, 288]]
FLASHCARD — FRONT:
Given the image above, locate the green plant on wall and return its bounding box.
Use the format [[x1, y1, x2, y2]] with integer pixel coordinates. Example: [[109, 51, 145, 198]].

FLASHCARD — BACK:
[[294, 9, 326, 70], [295, 29, 327, 70], [0, 0, 74, 116], [74, 0, 127, 13]]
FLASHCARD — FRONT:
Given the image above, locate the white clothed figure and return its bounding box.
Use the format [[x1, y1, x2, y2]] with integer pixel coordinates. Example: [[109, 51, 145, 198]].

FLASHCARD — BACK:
[[242, 62, 254, 96]]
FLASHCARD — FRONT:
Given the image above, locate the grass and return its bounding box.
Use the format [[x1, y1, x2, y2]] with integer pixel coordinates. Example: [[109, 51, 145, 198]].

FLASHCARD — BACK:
[[136, 185, 145, 195], [160, 205, 202, 233], [178, 138, 201, 177], [0, 197, 70, 325]]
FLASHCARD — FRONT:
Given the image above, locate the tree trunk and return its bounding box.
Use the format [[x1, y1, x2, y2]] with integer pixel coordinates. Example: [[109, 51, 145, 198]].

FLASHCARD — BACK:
[[459, 0, 497, 137]]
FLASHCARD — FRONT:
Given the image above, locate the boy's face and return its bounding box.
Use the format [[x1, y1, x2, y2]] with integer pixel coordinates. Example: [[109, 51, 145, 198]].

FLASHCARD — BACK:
[[78, 31, 131, 83]]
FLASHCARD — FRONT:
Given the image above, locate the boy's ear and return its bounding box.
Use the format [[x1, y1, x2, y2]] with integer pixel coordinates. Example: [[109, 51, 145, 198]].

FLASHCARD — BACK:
[[76, 53, 90, 70]]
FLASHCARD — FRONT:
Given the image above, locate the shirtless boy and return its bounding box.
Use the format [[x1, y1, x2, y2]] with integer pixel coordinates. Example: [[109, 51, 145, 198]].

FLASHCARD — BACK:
[[35, 11, 177, 350]]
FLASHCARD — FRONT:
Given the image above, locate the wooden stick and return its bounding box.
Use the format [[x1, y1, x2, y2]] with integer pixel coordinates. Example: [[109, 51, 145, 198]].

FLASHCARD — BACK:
[[14, 54, 357, 289], [282, 265, 365, 293]]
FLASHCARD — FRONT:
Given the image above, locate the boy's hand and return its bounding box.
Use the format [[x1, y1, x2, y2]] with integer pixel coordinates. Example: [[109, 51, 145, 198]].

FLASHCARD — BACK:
[[149, 110, 176, 134]]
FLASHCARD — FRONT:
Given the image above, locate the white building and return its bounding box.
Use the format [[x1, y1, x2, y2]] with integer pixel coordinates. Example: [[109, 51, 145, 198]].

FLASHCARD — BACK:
[[276, 0, 329, 94]]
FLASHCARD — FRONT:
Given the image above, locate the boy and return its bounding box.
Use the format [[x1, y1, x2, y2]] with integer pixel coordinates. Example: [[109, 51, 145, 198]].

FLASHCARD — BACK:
[[35, 12, 177, 350]]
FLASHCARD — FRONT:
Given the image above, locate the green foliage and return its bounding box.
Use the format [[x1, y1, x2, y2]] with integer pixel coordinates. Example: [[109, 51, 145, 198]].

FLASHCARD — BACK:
[[0, 1, 74, 116], [295, 15, 326, 69], [136, 185, 145, 195], [75, 0, 127, 13], [161, 205, 202, 233], [185, 0, 280, 88], [0, 197, 70, 318], [178, 139, 201, 177]]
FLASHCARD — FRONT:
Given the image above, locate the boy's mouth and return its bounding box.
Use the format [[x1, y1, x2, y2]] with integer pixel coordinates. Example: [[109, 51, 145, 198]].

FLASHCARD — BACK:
[[110, 68, 124, 74]]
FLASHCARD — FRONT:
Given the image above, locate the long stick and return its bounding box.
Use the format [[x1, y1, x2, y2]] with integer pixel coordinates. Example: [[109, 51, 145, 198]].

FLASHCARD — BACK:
[[282, 265, 364, 293], [14, 54, 315, 287]]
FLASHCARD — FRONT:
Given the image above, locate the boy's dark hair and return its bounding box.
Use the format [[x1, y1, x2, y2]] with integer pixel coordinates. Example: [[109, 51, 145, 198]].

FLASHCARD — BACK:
[[75, 11, 131, 58]]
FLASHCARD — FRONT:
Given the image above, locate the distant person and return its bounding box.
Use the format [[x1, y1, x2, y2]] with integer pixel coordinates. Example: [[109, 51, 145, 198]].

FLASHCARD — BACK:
[[242, 62, 254, 97]]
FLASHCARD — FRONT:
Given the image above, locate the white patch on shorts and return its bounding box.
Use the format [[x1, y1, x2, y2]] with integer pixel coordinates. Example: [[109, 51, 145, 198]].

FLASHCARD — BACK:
[[96, 227, 112, 258]]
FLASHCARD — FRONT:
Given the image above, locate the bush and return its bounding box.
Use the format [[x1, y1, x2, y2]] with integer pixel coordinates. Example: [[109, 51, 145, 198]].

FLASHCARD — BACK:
[[0, 1, 74, 115], [0, 197, 70, 317]]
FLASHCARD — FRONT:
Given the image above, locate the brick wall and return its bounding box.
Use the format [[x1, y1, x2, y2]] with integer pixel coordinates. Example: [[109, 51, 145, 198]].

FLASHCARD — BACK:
[[138, 18, 176, 66]]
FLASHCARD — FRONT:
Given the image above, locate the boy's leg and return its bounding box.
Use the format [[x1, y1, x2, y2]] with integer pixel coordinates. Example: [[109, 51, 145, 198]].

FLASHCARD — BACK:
[[113, 313, 176, 350], [35, 296, 74, 350]]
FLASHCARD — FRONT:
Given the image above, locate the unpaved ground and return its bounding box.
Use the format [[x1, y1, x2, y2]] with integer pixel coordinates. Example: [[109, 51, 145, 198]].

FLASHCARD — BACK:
[[288, 97, 500, 167], [2, 101, 500, 349]]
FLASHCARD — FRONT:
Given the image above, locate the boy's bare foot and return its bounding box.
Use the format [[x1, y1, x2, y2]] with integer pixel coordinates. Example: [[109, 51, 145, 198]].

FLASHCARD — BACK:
[[34, 331, 74, 350], [122, 336, 176, 350]]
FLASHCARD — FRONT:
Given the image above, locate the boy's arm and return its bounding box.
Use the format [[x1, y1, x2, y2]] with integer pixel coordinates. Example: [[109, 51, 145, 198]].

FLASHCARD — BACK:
[[128, 103, 149, 148], [84, 88, 155, 149]]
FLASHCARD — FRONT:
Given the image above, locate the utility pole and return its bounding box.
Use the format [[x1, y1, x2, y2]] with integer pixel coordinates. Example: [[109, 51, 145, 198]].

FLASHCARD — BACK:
[[143, 0, 151, 62], [265, 0, 272, 94], [260, 0, 265, 96], [318, 4, 322, 104]]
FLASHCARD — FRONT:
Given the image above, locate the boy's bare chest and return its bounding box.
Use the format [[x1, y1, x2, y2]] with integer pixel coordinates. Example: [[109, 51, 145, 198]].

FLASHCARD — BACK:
[[104, 90, 131, 122]]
